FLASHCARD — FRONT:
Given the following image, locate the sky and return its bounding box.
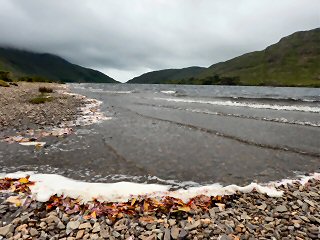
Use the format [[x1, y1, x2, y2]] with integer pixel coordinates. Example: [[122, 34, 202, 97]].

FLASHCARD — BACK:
[[0, 0, 319, 82]]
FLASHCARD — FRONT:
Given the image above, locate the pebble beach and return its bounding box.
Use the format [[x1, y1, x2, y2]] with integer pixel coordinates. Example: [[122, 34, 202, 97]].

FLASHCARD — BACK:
[[0, 177, 319, 240]]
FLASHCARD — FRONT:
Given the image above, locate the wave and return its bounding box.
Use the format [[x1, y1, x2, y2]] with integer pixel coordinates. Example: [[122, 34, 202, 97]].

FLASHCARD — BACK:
[[1, 172, 319, 203], [160, 90, 177, 95], [154, 97, 320, 113]]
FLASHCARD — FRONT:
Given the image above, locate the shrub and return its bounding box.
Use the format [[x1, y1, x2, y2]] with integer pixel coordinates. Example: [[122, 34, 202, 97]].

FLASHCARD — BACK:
[[39, 86, 53, 93], [0, 71, 12, 82], [29, 96, 53, 104], [0, 79, 10, 87]]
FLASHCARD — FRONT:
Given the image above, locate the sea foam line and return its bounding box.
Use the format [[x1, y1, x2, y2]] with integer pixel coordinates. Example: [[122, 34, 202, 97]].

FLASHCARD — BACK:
[[154, 97, 320, 113], [1, 172, 319, 203]]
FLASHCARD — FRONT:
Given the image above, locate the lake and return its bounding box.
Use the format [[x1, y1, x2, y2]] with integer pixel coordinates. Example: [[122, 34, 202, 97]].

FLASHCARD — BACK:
[[1, 84, 319, 188]]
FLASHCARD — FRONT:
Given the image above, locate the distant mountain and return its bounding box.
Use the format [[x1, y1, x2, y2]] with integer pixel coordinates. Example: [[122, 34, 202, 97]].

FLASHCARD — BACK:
[[127, 66, 205, 84], [0, 47, 117, 83], [128, 28, 320, 87], [197, 28, 320, 87]]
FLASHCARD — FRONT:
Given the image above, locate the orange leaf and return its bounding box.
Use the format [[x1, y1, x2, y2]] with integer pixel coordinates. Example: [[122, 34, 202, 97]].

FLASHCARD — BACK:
[[91, 211, 97, 219], [18, 178, 29, 184], [131, 198, 136, 206], [143, 201, 149, 212]]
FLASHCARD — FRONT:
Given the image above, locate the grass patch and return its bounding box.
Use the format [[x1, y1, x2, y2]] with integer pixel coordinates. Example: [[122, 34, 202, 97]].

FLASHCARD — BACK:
[[0, 79, 10, 87], [39, 86, 53, 93], [29, 95, 53, 104]]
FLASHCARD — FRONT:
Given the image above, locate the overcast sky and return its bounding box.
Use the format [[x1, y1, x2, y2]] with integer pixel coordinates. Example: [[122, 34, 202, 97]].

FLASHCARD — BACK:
[[0, 0, 319, 82]]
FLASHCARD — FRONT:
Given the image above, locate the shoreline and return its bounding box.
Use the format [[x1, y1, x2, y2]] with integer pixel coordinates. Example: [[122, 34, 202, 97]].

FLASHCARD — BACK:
[[0, 82, 107, 147], [0, 173, 319, 239]]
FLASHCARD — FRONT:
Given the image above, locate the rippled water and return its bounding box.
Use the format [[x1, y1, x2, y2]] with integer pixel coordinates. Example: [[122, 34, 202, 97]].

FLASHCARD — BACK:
[[1, 83, 319, 187]]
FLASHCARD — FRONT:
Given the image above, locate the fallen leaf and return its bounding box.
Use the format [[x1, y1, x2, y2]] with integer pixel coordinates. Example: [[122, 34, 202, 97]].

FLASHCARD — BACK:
[[18, 178, 29, 184]]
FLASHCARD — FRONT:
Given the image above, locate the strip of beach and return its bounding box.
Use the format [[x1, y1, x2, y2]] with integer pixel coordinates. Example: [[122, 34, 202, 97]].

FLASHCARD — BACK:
[[0, 83, 319, 240]]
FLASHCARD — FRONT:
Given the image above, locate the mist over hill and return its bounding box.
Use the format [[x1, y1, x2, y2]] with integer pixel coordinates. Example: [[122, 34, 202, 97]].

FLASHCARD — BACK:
[[0, 47, 117, 83]]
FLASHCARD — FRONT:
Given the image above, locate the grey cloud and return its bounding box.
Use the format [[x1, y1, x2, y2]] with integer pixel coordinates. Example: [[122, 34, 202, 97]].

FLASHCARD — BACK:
[[0, 0, 319, 82]]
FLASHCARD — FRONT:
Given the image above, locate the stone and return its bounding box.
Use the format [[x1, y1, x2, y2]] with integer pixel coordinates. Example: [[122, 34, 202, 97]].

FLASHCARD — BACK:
[[170, 227, 179, 239], [29, 228, 38, 237], [265, 217, 274, 222], [209, 208, 216, 218], [168, 219, 176, 226], [219, 234, 232, 240], [100, 229, 109, 238], [0, 224, 14, 236], [66, 221, 80, 234], [46, 215, 60, 224], [164, 228, 171, 240], [75, 230, 84, 239], [240, 212, 252, 220], [257, 203, 267, 210], [275, 205, 287, 212], [78, 222, 91, 229], [185, 220, 200, 230], [57, 221, 66, 229], [112, 231, 121, 238], [178, 228, 188, 239]]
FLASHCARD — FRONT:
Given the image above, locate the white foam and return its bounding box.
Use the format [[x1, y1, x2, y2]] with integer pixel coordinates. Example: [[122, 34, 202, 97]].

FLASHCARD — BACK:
[[161, 91, 176, 95], [1, 172, 319, 203], [154, 97, 320, 113]]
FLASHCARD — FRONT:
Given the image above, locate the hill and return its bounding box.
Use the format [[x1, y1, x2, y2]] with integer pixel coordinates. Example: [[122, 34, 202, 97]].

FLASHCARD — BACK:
[[0, 47, 117, 83], [196, 28, 320, 87], [127, 66, 205, 84], [128, 28, 320, 87]]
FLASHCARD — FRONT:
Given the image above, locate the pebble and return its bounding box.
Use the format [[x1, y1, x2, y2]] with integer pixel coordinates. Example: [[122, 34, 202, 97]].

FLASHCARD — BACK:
[[275, 205, 288, 212]]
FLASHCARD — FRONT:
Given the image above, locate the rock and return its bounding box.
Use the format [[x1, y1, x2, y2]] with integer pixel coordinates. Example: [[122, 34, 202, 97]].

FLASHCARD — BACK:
[[66, 221, 80, 234], [75, 230, 84, 239], [112, 231, 121, 238], [29, 228, 38, 237], [57, 221, 66, 229], [0, 224, 14, 236], [265, 217, 274, 222], [78, 222, 91, 229], [240, 212, 252, 220], [164, 228, 171, 240], [168, 219, 176, 226], [170, 227, 179, 239], [209, 208, 216, 218], [178, 229, 188, 239], [100, 229, 109, 238], [257, 203, 267, 210], [218, 234, 232, 240], [45, 215, 59, 224], [185, 220, 200, 230], [275, 205, 287, 212]]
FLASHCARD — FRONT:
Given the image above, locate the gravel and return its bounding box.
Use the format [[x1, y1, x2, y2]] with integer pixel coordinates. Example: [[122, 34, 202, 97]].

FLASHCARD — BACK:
[[0, 178, 319, 239], [0, 82, 84, 132]]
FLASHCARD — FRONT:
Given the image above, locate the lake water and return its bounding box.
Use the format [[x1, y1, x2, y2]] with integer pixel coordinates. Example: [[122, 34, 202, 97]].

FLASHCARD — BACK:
[[1, 84, 319, 188]]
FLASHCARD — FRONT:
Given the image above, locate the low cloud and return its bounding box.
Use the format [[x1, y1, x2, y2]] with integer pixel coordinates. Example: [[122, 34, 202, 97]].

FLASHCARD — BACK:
[[0, 0, 319, 82]]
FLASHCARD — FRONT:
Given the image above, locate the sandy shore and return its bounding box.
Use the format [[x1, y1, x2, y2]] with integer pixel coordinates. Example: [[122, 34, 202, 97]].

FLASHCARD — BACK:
[[0, 82, 84, 132]]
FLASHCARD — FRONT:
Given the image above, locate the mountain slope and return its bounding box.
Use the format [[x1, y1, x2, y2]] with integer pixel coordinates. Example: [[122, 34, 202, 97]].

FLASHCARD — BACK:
[[198, 28, 320, 87], [0, 47, 117, 83], [127, 66, 205, 84]]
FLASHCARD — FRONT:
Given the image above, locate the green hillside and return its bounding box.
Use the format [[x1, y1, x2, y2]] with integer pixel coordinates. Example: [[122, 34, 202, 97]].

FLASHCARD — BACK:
[[197, 28, 320, 87], [0, 47, 117, 83], [127, 67, 205, 84], [128, 28, 320, 87]]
